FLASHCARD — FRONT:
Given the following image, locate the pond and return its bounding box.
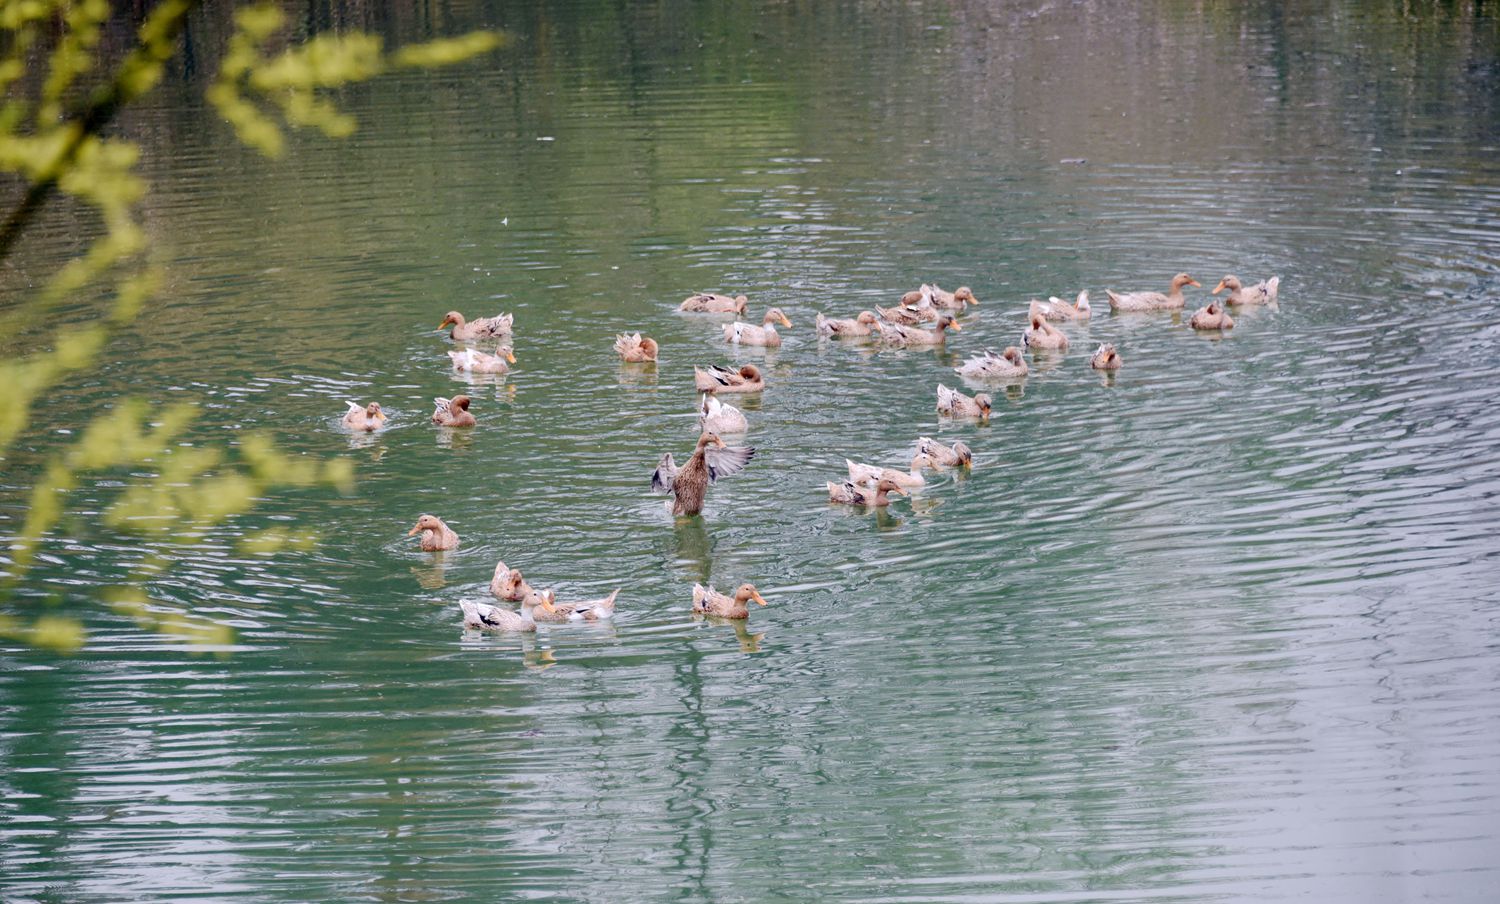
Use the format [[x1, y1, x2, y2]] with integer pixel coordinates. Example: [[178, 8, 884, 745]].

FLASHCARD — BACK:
[[3, 1, 1499, 901]]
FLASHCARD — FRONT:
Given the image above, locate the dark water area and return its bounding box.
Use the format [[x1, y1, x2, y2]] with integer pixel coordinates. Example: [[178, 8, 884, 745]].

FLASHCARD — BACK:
[[3, 1, 1499, 901]]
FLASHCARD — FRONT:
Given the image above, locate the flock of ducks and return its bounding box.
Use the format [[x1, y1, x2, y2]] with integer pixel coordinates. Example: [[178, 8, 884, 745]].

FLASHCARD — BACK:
[[343, 271, 1280, 637]]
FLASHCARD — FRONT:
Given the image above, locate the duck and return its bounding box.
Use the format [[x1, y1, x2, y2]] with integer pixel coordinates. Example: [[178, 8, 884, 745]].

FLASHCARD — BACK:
[[929, 284, 980, 310], [528, 586, 619, 623], [431, 395, 476, 427], [439, 311, 513, 341], [698, 394, 749, 433], [342, 401, 387, 432], [874, 302, 938, 325], [919, 436, 972, 467], [875, 312, 962, 346], [614, 332, 659, 362], [846, 452, 933, 489], [679, 292, 749, 315], [1022, 313, 1069, 351], [408, 514, 459, 551], [828, 476, 910, 506], [815, 310, 881, 337], [937, 383, 992, 420], [651, 432, 756, 516], [954, 347, 1028, 381], [723, 308, 793, 346], [1089, 343, 1123, 370], [1189, 300, 1236, 330], [1105, 273, 1200, 312], [1030, 291, 1092, 322], [448, 346, 515, 374], [691, 582, 768, 619], [694, 364, 764, 394], [1212, 275, 1280, 306], [490, 561, 530, 602], [459, 593, 552, 633]]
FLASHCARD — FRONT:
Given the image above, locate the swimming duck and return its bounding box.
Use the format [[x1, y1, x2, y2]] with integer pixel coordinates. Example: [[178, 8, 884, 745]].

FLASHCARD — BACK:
[[431, 395, 476, 427], [828, 476, 910, 506], [723, 308, 793, 347], [440, 311, 513, 341], [342, 401, 387, 432], [874, 302, 939, 325], [1030, 291, 1092, 322], [459, 593, 552, 633], [929, 284, 980, 310], [528, 586, 619, 623], [937, 383, 992, 420], [1212, 275, 1280, 306], [1189, 300, 1236, 330], [1022, 313, 1069, 351], [1105, 273, 1200, 312], [448, 346, 515, 374], [954, 347, 1028, 381], [698, 394, 749, 433], [408, 514, 459, 551], [651, 432, 756, 516], [815, 311, 881, 337], [694, 364, 764, 394], [490, 561, 530, 601], [614, 332, 659, 362], [846, 453, 932, 489], [918, 436, 972, 467], [876, 313, 962, 346], [1089, 343, 1123, 370], [691, 582, 768, 619], [679, 293, 749, 315]]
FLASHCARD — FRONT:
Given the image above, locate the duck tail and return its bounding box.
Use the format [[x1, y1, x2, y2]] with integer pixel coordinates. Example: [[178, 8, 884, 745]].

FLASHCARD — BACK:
[[1265, 276, 1280, 300]]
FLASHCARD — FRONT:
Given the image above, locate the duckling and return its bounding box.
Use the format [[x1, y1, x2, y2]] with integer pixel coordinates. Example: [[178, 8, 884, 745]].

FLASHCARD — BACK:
[[693, 364, 764, 394], [529, 587, 619, 623], [815, 310, 881, 337], [918, 436, 972, 467], [1189, 300, 1236, 330], [1089, 343, 1123, 370], [1105, 273, 1199, 312], [459, 593, 551, 633], [723, 308, 793, 347], [1030, 291, 1092, 322], [408, 514, 459, 551], [1022, 313, 1069, 351], [691, 582, 768, 619], [431, 395, 476, 427], [954, 347, 1028, 381], [698, 394, 749, 434], [614, 332, 659, 362], [440, 311, 513, 341], [342, 401, 387, 432], [1212, 275, 1279, 306], [827, 476, 910, 506], [679, 292, 750, 315], [448, 346, 515, 374], [846, 452, 933, 489], [651, 432, 756, 516], [875, 312, 962, 346], [937, 383, 992, 420]]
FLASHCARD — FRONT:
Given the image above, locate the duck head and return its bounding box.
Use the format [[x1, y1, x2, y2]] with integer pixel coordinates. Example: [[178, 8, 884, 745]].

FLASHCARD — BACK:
[[955, 287, 979, 306], [1002, 346, 1025, 365], [365, 402, 386, 421], [738, 364, 763, 380], [1171, 273, 1202, 291], [875, 478, 909, 497], [496, 346, 517, 364], [762, 308, 793, 328], [734, 583, 768, 606], [937, 313, 962, 332], [408, 514, 444, 536], [696, 432, 727, 451], [439, 311, 464, 329], [1211, 276, 1241, 295], [856, 311, 879, 326], [974, 393, 993, 416]]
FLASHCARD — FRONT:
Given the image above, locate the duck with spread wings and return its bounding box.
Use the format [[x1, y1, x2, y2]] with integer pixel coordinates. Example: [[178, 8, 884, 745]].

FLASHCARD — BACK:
[[651, 432, 756, 516]]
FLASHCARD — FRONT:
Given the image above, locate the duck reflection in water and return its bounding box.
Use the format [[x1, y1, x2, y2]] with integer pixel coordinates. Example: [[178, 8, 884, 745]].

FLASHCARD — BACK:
[[411, 557, 448, 590], [435, 426, 475, 451], [669, 515, 713, 584]]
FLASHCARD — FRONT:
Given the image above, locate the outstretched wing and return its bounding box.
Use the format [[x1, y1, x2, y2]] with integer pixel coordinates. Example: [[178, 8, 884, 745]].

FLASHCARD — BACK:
[[705, 444, 754, 483], [346, 401, 363, 415], [432, 397, 452, 415], [651, 452, 678, 494]]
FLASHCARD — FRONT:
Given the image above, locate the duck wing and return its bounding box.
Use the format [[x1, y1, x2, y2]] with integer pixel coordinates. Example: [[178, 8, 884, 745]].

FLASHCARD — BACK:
[[705, 444, 755, 482], [651, 452, 679, 493]]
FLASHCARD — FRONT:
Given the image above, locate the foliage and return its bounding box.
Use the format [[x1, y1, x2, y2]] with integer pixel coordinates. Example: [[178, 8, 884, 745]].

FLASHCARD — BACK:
[[0, 1, 503, 653]]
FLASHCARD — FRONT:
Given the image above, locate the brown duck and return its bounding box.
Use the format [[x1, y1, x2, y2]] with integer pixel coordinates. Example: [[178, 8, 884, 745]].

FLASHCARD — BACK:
[[679, 293, 749, 315], [408, 514, 459, 551], [651, 432, 755, 516], [431, 395, 476, 427], [691, 582, 768, 619], [693, 364, 764, 394], [439, 311, 513, 341]]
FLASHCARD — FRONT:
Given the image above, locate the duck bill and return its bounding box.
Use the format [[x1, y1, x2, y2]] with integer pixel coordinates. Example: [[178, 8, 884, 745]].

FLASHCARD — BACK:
[[406, 525, 421, 536], [1210, 280, 1226, 294], [948, 321, 962, 332], [376, 411, 388, 422], [777, 313, 793, 328], [892, 486, 910, 496], [750, 591, 768, 606], [1188, 279, 1203, 288], [505, 350, 517, 364], [539, 598, 557, 614]]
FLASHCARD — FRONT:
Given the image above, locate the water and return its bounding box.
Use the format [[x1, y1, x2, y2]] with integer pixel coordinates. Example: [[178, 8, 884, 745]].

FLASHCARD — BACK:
[[4, 1, 1500, 901]]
